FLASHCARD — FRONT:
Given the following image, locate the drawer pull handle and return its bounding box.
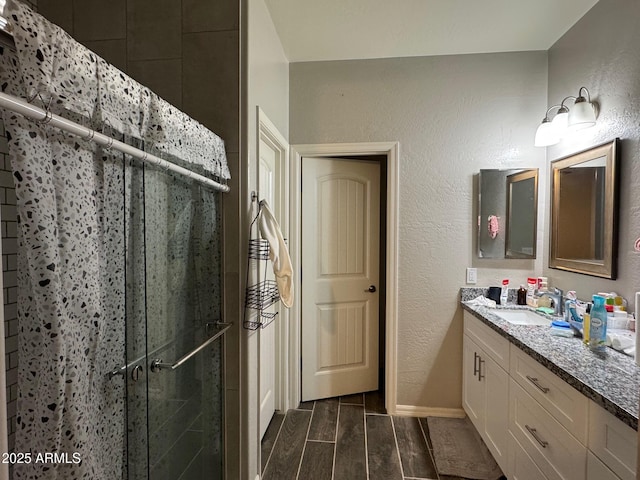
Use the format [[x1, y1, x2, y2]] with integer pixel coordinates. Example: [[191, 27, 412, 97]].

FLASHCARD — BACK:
[[473, 352, 480, 377], [525, 425, 549, 448], [478, 357, 485, 381], [526, 375, 550, 394]]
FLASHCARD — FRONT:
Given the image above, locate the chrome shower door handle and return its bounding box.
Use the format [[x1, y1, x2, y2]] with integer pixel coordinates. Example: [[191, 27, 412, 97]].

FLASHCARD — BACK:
[[150, 322, 232, 373]]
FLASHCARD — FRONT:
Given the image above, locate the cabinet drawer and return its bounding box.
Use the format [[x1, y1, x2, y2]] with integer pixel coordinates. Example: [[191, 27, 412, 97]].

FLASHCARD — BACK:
[[463, 312, 509, 370], [510, 379, 587, 480], [588, 401, 636, 480], [508, 431, 549, 480], [510, 345, 588, 443], [587, 451, 621, 480]]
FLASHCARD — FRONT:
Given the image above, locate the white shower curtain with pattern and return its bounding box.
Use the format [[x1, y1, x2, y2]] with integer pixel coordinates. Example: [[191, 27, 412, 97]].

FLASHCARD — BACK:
[[0, 1, 229, 478]]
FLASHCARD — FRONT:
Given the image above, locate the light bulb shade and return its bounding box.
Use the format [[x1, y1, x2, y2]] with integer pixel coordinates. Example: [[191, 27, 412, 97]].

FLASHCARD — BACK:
[[568, 100, 596, 131], [551, 110, 569, 132], [534, 121, 559, 147]]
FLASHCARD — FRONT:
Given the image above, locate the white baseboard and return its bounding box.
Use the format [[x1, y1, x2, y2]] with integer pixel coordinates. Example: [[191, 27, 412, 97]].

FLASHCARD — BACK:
[[393, 404, 466, 418]]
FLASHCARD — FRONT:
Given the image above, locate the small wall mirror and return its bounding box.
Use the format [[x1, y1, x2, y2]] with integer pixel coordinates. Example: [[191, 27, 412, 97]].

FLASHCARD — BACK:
[[550, 139, 619, 279], [506, 170, 538, 259], [478, 168, 539, 259]]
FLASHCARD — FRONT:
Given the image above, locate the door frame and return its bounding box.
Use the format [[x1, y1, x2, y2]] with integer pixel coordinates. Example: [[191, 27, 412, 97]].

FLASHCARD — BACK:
[[257, 107, 290, 418], [289, 142, 399, 414]]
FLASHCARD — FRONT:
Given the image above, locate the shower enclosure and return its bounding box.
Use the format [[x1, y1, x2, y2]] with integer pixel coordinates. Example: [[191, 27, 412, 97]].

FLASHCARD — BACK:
[[1, 133, 228, 480], [0, 4, 230, 478], [123, 148, 227, 480]]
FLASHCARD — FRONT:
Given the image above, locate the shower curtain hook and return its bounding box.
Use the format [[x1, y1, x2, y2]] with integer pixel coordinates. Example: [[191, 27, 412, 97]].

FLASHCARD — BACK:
[[27, 90, 46, 105], [100, 120, 115, 149], [82, 109, 96, 142], [35, 97, 54, 125]]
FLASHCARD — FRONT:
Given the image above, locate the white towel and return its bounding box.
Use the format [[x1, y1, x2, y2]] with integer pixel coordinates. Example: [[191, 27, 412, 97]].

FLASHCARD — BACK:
[[465, 295, 497, 308], [607, 329, 635, 355], [258, 200, 294, 308]]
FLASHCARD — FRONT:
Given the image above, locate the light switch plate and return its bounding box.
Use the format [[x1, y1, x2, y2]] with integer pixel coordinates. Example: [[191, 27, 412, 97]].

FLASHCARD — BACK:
[[466, 267, 477, 284]]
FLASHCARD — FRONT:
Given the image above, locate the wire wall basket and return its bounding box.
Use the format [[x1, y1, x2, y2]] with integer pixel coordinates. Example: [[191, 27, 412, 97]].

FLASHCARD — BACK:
[[248, 239, 270, 261], [245, 280, 280, 310], [243, 195, 281, 330], [243, 311, 278, 330]]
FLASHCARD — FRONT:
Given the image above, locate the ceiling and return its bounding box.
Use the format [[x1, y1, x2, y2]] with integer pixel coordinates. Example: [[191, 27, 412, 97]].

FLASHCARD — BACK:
[[263, 0, 600, 63]]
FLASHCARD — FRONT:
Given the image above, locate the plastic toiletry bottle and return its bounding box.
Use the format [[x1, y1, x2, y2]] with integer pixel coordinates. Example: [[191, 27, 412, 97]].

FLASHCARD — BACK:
[[526, 277, 537, 307], [564, 291, 580, 323], [583, 304, 591, 345], [517, 285, 527, 305], [588, 295, 607, 350], [500, 279, 509, 306]]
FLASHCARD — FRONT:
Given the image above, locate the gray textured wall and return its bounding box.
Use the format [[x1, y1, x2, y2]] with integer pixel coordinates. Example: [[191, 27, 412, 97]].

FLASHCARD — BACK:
[[290, 52, 548, 409], [544, 0, 640, 306]]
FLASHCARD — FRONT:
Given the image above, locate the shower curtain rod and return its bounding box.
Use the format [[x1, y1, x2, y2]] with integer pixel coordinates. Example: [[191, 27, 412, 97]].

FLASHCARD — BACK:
[[0, 91, 231, 193]]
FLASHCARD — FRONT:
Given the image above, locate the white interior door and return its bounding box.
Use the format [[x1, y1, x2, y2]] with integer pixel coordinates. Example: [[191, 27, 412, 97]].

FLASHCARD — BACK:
[[301, 157, 380, 401]]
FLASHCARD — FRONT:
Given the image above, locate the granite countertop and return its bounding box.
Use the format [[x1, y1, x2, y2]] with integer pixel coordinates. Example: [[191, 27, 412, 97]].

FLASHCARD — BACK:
[[460, 289, 640, 431]]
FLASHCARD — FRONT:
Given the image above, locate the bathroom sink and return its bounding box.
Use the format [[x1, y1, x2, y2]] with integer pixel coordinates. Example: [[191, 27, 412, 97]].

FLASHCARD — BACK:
[[492, 309, 551, 326]]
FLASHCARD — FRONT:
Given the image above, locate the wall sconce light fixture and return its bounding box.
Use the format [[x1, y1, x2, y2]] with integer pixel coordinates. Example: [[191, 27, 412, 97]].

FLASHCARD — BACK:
[[534, 87, 597, 147]]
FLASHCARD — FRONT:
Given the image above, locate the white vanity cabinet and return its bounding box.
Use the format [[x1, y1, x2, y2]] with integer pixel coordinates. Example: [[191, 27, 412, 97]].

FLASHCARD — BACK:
[[587, 451, 624, 480], [508, 433, 548, 480], [509, 379, 587, 480], [463, 313, 510, 474], [462, 311, 638, 480], [509, 346, 588, 443], [588, 401, 637, 480]]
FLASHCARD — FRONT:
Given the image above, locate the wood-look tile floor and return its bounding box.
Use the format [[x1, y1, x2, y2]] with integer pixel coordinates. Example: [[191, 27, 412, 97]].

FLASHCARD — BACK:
[[261, 391, 474, 480]]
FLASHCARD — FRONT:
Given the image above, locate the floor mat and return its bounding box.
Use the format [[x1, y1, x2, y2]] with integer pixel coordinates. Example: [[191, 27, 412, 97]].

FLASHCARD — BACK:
[[427, 416, 503, 480]]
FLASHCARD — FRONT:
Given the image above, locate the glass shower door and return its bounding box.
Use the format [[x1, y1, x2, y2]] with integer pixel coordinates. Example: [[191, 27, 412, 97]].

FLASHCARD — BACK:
[[125, 155, 225, 480]]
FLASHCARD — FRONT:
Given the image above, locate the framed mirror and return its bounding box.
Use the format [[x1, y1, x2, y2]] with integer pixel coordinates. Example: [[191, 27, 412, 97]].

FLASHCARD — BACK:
[[505, 169, 538, 259], [477, 168, 539, 259], [549, 139, 619, 279]]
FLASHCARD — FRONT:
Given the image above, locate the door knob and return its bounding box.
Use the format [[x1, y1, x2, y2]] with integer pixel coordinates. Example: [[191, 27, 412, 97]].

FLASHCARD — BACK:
[[365, 285, 377, 293]]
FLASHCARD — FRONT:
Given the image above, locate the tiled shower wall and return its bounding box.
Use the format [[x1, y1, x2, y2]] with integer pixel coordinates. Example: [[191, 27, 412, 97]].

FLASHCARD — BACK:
[[36, 0, 239, 152], [2, 0, 37, 456], [1, 121, 18, 452]]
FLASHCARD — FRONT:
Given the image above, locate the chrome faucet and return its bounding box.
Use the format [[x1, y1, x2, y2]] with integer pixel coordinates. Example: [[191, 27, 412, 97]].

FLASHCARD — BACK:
[[539, 288, 564, 316]]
